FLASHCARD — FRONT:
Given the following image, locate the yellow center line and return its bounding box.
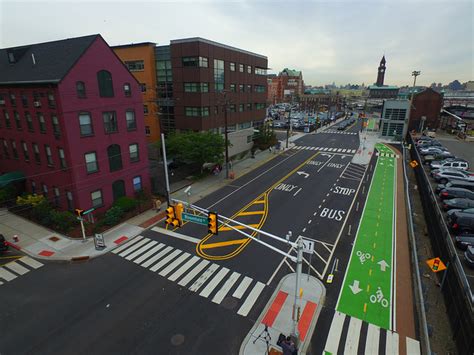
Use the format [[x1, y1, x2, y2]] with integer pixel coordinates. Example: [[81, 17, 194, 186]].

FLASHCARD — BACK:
[[0, 255, 22, 260], [218, 224, 259, 232], [200, 238, 249, 249], [237, 211, 265, 216]]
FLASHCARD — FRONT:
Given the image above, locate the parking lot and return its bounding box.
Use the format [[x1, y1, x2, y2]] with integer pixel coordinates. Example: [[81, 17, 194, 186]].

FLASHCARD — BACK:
[[416, 135, 474, 286]]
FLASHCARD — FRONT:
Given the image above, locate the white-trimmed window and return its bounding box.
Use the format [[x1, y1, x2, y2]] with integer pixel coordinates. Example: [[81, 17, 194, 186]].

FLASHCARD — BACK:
[[85, 152, 98, 173], [129, 143, 139, 162], [91, 190, 103, 208], [133, 176, 142, 191]]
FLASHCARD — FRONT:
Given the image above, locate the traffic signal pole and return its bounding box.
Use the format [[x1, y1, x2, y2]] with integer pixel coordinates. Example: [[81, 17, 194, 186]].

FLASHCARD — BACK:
[[172, 198, 306, 341]]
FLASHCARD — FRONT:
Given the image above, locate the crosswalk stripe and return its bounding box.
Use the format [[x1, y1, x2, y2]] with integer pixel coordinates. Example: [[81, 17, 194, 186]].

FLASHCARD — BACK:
[[125, 240, 158, 261], [168, 255, 200, 282], [386, 330, 399, 354], [324, 311, 346, 354], [406, 336, 421, 354], [237, 281, 265, 316], [199, 267, 230, 298], [365, 323, 380, 354], [4, 261, 30, 275], [178, 259, 210, 287], [133, 243, 165, 264], [141, 246, 173, 268], [343, 316, 362, 354], [112, 235, 144, 254], [317, 147, 324, 151], [18, 256, 43, 269], [159, 252, 191, 277], [351, 149, 356, 153], [119, 238, 150, 257], [233, 276, 253, 299], [337, 148, 342, 152], [296, 146, 302, 150], [323, 147, 328, 151], [149, 249, 182, 272], [0, 268, 18, 281], [310, 147, 316, 150], [189, 263, 220, 292], [212, 271, 241, 304], [342, 149, 347, 152]]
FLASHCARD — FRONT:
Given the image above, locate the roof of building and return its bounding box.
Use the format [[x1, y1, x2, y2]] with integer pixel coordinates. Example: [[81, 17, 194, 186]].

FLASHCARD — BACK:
[[111, 42, 157, 49], [280, 68, 302, 77], [170, 37, 267, 60], [304, 88, 331, 95], [0, 34, 99, 85], [368, 85, 399, 90]]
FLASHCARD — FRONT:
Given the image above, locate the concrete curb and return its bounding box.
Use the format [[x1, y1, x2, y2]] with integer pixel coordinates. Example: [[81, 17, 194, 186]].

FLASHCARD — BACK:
[[239, 273, 326, 355]]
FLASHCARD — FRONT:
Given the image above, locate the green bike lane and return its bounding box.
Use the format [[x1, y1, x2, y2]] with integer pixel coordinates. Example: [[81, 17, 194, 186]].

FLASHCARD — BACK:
[[336, 143, 396, 330]]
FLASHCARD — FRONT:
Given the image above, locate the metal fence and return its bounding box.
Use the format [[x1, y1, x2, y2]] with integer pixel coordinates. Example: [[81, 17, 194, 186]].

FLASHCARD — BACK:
[[407, 134, 473, 354]]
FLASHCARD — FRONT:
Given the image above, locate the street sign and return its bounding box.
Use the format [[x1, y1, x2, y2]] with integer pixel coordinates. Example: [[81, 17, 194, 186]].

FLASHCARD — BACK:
[[182, 212, 208, 225], [410, 160, 419, 168], [302, 239, 314, 254], [426, 257, 446, 272], [94, 233, 106, 250], [83, 207, 95, 215]]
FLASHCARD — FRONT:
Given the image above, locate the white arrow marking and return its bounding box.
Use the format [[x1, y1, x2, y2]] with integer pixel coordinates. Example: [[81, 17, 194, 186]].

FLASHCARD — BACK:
[[340, 155, 348, 159], [349, 280, 362, 294], [377, 260, 389, 272], [297, 171, 309, 178], [321, 153, 332, 157]]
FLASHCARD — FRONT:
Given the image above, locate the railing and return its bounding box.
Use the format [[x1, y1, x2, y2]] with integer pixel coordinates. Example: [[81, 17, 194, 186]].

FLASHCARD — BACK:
[[407, 134, 473, 354]]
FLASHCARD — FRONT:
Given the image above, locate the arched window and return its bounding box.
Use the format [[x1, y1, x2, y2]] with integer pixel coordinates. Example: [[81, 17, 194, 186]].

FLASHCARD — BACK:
[[76, 81, 86, 98], [97, 70, 114, 97], [107, 144, 122, 172]]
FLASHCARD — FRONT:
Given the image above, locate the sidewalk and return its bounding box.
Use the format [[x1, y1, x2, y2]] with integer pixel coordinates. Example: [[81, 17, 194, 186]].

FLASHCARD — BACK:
[[0, 117, 352, 262], [240, 273, 325, 355], [0, 136, 298, 262]]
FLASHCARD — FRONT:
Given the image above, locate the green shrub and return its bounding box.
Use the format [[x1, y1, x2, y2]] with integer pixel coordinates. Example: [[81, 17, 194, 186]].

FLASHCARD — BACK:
[[113, 196, 138, 212], [102, 206, 124, 226], [31, 200, 53, 225], [0, 185, 17, 206], [51, 210, 76, 233]]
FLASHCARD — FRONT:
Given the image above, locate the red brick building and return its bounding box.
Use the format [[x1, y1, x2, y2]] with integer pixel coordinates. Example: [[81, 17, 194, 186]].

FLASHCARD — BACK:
[[266, 68, 304, 103], [408, 88, 443, 132], [0, 35, 150, 212]]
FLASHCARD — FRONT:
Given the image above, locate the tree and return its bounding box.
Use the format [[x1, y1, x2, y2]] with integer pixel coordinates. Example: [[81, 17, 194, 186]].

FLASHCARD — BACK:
[[448, 80, 462, 91], [253, 122, 278, 151], [165, 131, 225, 170]]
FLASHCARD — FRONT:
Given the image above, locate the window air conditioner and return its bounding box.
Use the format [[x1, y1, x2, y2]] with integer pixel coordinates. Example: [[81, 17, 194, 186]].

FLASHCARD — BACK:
[[33, 101, 41, 107]]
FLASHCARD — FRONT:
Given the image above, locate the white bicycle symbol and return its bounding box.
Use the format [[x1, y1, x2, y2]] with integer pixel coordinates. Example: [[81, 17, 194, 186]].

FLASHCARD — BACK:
[[370, 287, 389, 308], [356, 250, 371, 264]]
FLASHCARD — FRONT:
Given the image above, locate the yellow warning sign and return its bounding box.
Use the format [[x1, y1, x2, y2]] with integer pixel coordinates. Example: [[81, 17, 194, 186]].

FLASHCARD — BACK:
[[410, 160, 419, 168], [426, 257, 447, 273]]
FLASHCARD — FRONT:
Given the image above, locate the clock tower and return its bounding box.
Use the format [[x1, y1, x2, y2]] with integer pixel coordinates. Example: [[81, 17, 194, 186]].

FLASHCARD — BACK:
[[376, 55, 386, 86]]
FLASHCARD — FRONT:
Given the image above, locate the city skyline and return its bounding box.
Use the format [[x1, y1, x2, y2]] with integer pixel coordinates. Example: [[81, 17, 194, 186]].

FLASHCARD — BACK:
[[1, 0, 472, 87]]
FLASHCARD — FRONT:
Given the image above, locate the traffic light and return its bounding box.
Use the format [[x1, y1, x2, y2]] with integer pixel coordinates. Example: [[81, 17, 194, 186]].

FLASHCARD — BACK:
[[174, 203, 184, 227], [75, 208, 84, 217], [166, 205, 179, 227], [433, 258, 440, 271], [208, 212, 218, 235]]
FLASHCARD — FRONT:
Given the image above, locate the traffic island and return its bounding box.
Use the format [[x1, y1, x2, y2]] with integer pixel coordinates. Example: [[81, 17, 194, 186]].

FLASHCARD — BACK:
[[240, 273, 325, 355]]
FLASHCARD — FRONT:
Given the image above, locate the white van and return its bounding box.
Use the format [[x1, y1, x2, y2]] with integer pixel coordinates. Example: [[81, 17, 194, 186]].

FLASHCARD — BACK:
[[430, 160, 469, 171]]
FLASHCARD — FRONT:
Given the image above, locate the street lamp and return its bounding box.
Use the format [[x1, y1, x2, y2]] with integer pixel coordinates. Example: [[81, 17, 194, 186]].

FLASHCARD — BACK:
[[412, 70, 421, 87]]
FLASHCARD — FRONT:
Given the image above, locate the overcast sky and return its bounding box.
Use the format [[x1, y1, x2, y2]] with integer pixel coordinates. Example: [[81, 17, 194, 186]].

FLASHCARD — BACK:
[[1, 0, 472, 87]]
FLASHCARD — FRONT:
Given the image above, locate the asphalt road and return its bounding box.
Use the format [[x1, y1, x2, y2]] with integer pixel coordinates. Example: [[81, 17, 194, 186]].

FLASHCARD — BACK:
[[0, 121, 373, 355]]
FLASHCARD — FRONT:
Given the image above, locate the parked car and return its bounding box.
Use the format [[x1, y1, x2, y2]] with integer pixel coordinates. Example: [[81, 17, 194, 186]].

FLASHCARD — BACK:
[[0, 234, 8, 252], [430, 159, 469, 171], [465, 246, 474, 268], [442, 198, 474, 211], [417, 140, 442, 148], [437, 180, 474, 193], [423, 152, 456, 165], [447, 207, 474, 218], [450, 215, 474, 233], [419, 146, 448, 155], [432, 170, 474, 184], [454, 234, 474, 250], [439, 187, 474, 200]]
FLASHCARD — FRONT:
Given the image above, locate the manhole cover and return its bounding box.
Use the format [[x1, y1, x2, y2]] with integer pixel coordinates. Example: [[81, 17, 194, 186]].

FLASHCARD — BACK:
[[220, 297, 238, 310], [49, 236, 60, 242], [170, 334, 185, 346]]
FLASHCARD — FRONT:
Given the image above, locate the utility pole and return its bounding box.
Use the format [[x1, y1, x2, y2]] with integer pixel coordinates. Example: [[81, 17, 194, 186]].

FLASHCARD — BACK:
[[161, 133, 171, 206], [292, 236, 303, 340], [286, 106, 291, 149], [223, 91, 230, 179]]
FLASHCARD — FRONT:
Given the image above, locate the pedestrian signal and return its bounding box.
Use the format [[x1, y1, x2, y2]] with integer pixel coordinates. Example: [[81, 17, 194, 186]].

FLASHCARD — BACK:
[[208, 212, 218, 235]]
